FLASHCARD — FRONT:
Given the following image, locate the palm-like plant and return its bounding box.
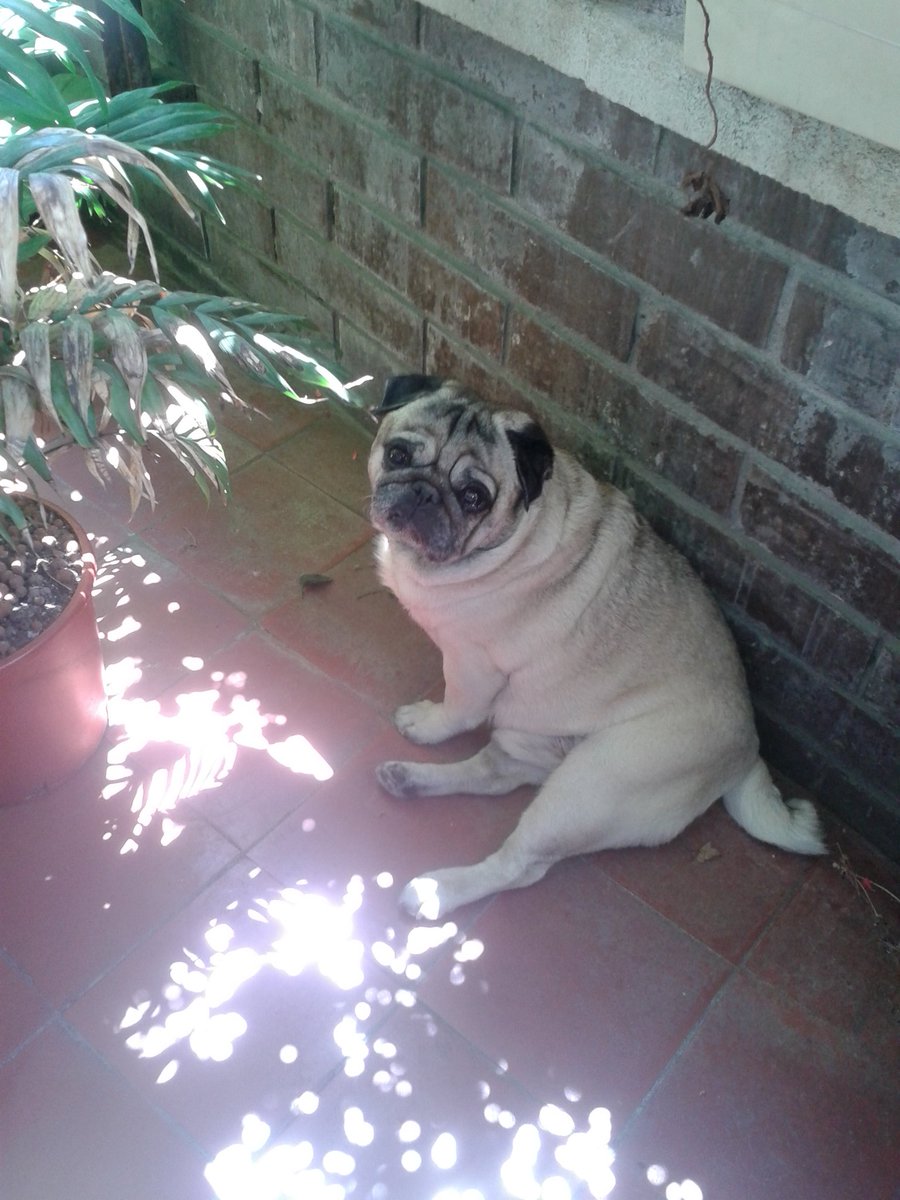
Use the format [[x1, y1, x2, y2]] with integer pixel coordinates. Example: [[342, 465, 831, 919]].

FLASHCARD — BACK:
[[0, 0, 350, 542]]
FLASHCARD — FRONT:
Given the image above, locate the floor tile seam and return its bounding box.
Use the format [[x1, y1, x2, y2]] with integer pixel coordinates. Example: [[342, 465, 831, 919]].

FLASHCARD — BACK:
[[268, 441, 373, 524], [583, 854, 744, 966], [299, 995, 408, 1109], [726, 959, 893, 1070], [54, 846, 247, 1014], [48, 1010, 211, 1163], [240, 435, 373, 526], [0, 1015, 57, 1071], [733, 859, 820, 974], [241, 625, 399, 736], [613, 965, 743, 1146], [610, 862, 818, 1142], [105, 619, 257, 712]]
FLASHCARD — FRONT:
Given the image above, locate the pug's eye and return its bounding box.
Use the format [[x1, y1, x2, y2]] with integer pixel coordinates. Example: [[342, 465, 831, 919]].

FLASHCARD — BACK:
[[458, 482, 490, 513], [386, 443, 412, 469]]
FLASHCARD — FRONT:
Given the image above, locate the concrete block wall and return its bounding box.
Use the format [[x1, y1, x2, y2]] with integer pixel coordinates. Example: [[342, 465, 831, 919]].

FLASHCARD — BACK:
[[143, 0, 900, 855]]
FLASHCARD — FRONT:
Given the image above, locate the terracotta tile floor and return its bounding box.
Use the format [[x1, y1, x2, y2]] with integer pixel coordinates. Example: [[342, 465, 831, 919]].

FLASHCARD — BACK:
[[2, 394, 898, 1200]]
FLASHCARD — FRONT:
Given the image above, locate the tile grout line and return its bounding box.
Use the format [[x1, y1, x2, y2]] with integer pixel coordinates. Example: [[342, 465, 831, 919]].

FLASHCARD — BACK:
[[614, 858, 816, 1145]]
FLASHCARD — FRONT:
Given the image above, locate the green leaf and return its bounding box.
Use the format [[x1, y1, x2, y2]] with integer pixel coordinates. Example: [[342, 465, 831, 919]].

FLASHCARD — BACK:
[[92, 359, 145, 444], [49, 359, 92, 446], [0, 492, 27, 546], [0, 38, 72, 125], [22, 434, 53, 482], [0, 0, 107, 110], [92, 0, 160, 44]]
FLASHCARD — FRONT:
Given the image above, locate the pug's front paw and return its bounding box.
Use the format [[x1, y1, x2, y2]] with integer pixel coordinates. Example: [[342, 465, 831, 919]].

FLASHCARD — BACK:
[[375, 761, 419, 797], [399, 874, 447, 921], [393, 700, 460, 745]]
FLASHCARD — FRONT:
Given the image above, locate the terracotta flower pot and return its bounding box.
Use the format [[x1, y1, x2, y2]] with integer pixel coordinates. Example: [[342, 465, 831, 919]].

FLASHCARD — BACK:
[[0, 503, 108, 804]]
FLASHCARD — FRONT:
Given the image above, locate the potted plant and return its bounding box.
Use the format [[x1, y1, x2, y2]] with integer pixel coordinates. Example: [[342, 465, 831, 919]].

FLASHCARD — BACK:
[[0, 0, 351, 800]]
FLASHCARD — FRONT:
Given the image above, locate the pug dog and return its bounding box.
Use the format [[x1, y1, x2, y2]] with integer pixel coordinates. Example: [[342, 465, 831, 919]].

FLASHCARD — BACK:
[[368, 376, 825, 920]]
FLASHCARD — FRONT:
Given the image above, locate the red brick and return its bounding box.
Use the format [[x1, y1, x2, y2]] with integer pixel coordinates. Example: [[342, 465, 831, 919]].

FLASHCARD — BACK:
[[275, 216, 423, 363], [729, 614, 848, 735], [517, 127, 788, 346], [181, 0, 317, 76], [425, 166, 639, 360], [421, 9, 659, 173], [738, 564, 875, 689], [260, 69, 421, 223], [424, 326, 530, 414], [214, 123, 330, 238], [321, 19, 515, 191], [507, 313, 741, 513], [740, 469, 900, 628], [333, 191, 506, 357], [655, 130, 900, 310], [635, 308, 900, 538], [170, 12, 261, 124], [616, 471, 746, 601], [781, 283, 900, 422]]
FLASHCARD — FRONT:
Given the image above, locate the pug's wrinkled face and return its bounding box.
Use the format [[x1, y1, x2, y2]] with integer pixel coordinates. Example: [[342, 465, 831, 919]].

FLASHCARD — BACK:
[[368, 379, 554, 565]]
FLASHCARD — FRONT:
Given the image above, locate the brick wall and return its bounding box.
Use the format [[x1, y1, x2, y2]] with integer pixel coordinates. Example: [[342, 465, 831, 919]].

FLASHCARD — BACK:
[[143, 0, 900, 856]]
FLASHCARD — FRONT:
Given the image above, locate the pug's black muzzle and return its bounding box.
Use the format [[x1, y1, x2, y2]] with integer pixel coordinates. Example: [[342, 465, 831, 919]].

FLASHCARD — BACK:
[[372, 478, 456, 561]]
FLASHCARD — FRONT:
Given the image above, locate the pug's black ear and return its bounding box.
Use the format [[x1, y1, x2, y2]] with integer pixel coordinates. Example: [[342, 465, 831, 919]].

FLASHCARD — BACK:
[[375, 374, 445, 414], [506, 423, 554, 511]]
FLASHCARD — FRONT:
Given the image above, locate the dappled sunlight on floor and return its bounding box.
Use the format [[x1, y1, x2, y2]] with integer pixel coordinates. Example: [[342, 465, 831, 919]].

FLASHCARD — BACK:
[[2, 399, 897, 1200]]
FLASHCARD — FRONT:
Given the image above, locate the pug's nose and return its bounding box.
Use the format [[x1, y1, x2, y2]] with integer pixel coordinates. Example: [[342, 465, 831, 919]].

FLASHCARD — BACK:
[[411, 481, 440, 506], [388, 479, 441, 525]]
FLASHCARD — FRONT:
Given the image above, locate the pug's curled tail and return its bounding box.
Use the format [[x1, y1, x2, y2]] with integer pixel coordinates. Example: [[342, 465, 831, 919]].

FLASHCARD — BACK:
[[723, 760, 826, 855]]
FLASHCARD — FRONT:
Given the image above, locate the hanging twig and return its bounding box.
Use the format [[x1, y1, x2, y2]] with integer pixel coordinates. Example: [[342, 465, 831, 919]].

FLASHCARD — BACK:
[[694, 0, 718, 150], [680, 0, 730, 223]]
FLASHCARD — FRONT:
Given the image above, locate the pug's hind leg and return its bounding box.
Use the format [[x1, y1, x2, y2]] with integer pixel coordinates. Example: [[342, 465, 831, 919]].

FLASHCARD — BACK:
[[377, 738, 549, 799]]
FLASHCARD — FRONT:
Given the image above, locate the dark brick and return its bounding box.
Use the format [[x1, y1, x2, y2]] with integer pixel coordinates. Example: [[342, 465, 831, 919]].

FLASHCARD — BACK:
[[202, 223, 335, 333], [336, 317, 411, 410], [863, 644, 900, 728], [333, 191, 506, 357], [425, 326, 624, 483], [834, 706, 900, 801], [180, 0, 317, 76], [614, 472, 747, 604], [738, 565, 875, 690], [138, 179, 208, 260], [729, 615, 848, 736], [261, 69, 421, 222], [753, 706, 826, 799], [275, 215, 423, 364], [321, 20, 514, 190], [214, 123, 330, 237], [656, 130, 900, 309], [325, 0, 419, 43], [425, 166, 639, 360], [420, 9, 659, 173], [817, 761, 900, 862], [634, 308, 900, 537], [507, 313, 741, 513], [211, 187, 275, 259], [740, 469, 900, 628], [425, 326, 528, 414], [168, 14, 261, 124], [517, 127, 788, 347], [781, 283, 900, 423]]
